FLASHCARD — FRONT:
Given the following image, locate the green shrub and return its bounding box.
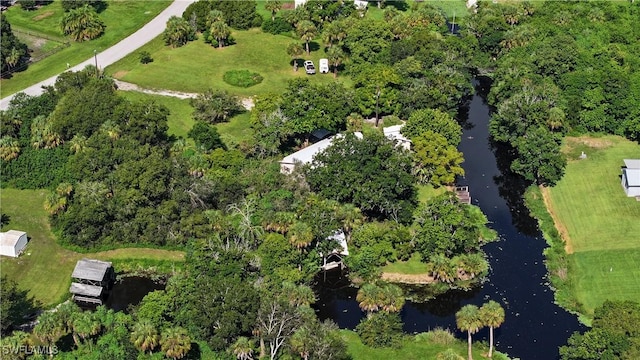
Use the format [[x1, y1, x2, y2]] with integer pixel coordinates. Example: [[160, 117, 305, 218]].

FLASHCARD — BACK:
[[261, 18, 293, 35], [223, 70, 263, 88], [139, 51, 153, 64], [355, 312, 403, 348]]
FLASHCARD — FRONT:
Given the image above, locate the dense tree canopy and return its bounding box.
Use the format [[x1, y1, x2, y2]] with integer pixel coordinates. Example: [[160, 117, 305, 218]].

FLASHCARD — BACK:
[[306, 132, 416, 223], [1, 14, 28, 76]]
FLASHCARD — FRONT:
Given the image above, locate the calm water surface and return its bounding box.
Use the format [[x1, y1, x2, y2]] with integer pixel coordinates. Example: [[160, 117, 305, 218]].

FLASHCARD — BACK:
[[316, 80, 585, 360]]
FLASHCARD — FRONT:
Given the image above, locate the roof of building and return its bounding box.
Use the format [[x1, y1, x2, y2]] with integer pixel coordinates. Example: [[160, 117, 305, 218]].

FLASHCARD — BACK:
[[72, 259, 113, 282], [624, 168, 640, 187], [383, 124, 411, 145], [0, 230, 26, 247], [69, 282, 103, 297], [280, 132, 363, 166], [310, 128, 332, 141], [624, 159, 640, 169], [327, 230, 349, 256]]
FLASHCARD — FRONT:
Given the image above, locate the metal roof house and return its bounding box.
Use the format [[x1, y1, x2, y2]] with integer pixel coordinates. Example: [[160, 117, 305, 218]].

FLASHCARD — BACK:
[[621, 159, 640, 198], [280, 132, 363, 174], [69, 259, 115, 305], [0, 230, 27, 258]]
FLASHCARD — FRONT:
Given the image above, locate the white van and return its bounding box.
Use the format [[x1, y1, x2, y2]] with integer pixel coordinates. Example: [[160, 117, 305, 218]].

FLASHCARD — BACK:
[[319, 58, 329, 74]]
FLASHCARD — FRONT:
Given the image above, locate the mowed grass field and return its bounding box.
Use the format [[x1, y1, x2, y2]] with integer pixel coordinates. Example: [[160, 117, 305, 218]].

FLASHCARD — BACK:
[[106, 28, 352, 97], [0, 189, 184, 308], [546, 135, 640, 315], [1, 0, 171, 97]]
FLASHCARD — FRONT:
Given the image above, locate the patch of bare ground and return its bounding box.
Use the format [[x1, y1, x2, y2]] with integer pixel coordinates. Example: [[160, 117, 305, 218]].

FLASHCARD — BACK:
[[540, 185, 574, 254], [381, 272, 436, 284], [33, 11, 54, 21], [565, 136, 613, 151], [112, 70, 129, 79]]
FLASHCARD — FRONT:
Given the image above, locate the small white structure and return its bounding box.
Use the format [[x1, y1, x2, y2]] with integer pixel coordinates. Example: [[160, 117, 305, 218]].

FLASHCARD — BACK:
[[321, 230, 349, 271], [621, 159, 640, 197], [319, 58, 329, 74], [294, 0, 306, 8], [0, 230, 28, 258], [297, 0, 368, 9], [280, 132, 363, 174], [383, 124, 412, 150]]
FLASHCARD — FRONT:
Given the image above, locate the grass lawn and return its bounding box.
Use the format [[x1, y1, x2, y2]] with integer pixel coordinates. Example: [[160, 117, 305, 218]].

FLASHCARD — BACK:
[[216, 111, 254, 147], [1, 0, 171, 97], [0, 188, 184, 308], [341, 330, 492, 360], [106, 28, 352, 97], [546, 135, 640, 316], [118, 91, 195, 139], [382, 253, 429, 275]]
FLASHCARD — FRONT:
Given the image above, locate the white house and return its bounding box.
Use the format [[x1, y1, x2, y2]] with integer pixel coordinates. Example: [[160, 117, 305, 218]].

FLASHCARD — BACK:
[[383, 124, 412, 150], [296, 0, 368, 9], [0, 230, 28, 258], [280, 132, 363, 174], [621, 159, 640, 198]]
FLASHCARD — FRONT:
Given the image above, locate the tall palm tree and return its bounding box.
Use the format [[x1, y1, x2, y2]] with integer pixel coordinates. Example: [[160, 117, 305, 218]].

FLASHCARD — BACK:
[[60, 5, 105, 42], [131, 320, 160, 355], [68, 134, 88, 154], [282, 282, 316, 307], [207, 10, 224, 25], [210, 20, 231, 48], [295, 20, 317, 55], [326, 46, 345, 79], [479, 301, 505, 358], [160, 327, 191, 360], [34, 311, 65, 357], [455, 304, 483, 360], [288, 221, 313, 250], [356, 283, 382, 316], [0, 136, 20, 161], [286, 42, 304, 71], [456, 253, 487, 280], [231, 336, 254, 360], [429, 254, 456, 283], [290, 327, 311, 360], [265, 0, 282, 21]]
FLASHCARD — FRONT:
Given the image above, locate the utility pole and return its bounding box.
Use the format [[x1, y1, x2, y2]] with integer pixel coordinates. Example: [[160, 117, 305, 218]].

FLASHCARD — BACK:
[[94, 50, 98, 77]]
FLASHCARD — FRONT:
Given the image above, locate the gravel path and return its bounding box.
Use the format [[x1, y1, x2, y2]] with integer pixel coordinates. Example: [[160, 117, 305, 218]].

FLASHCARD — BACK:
[[0, 0, 197, 110], [115, 79, 255, 111]]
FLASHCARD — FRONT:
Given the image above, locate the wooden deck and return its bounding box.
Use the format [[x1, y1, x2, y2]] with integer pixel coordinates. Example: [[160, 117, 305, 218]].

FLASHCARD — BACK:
[[455, 186, 471, 205]]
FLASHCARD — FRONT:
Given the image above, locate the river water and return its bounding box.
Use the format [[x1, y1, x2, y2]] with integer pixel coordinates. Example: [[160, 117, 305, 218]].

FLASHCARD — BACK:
[[316, 80, 585, 359]]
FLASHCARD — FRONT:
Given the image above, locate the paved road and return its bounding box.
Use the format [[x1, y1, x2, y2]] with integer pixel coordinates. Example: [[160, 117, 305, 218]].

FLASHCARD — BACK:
[[0, 0, 196, 110]]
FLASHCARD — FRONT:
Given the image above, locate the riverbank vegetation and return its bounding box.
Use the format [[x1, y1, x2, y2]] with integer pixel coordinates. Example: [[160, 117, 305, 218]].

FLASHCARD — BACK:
[[526, 136, 640, 320], [0, 0, 171, 96]]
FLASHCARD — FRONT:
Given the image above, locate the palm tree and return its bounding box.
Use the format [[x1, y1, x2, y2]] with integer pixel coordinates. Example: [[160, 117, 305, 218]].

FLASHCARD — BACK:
[[44, 192, 67, 216], [160, 327, 191, 360], [326, 46, 345, 79], [6, 48, 22, 69], [210, 20, 231, 48], [286, 42, 304, 71], [131, 320, 160, 355], [321, 21, 347, 48], [34, 311, 65, 357], [0, 136, 20, 161], [0, 331, 33, 360], [282, 282, 316, 307], [456, 253, 487, 280], [336, 203, 363, 242], [295, 20, 317, 55], [479, 301, 505, 358], [455, 304, 483, 360], [265, 0, 282, 21], [288, 221, 313, 250], [100, 120, 121, 140], [163, 16, 194, 48], [68, 134, 88, 154], [207, 10, 224, 25], [231, 336, 254, 360], [60, 5, 105, 42], [72, 310, 100, 345], [356, 283, 382, 316], [379, 284, 405, 313], [429, 254, 456, 283]]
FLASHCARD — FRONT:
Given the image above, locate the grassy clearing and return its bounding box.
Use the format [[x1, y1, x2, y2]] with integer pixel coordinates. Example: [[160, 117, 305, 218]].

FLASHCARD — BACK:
[[216, 111, 254, 147], [118, 91, 195, 139], [341, 330, 498, 360], [417, 184, 448, 204], [382, 253, 429, 275], [1, 0, 171, 97], [544, 135, 640, 317], [106, 28, 352, 97], [0, 189, 184, 308]]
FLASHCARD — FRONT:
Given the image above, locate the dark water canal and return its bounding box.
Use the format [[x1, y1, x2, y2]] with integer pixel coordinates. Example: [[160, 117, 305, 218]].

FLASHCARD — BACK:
[[316, 80, 585, 360], [105, 276, 165, 313]]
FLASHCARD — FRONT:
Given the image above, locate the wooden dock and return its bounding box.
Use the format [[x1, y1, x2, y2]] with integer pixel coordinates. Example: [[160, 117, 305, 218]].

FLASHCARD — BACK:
[[69, 259, 115, 306], [455, 186, 471, 205]]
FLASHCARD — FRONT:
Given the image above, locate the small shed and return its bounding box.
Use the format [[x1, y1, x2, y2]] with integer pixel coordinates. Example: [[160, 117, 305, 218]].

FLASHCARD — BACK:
[[621, 159, 640, 198], [383, 124, 412, 150], [0, 230, 28, 258], [70, 259, 115, 305]]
